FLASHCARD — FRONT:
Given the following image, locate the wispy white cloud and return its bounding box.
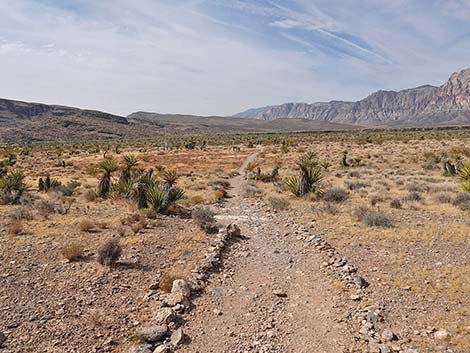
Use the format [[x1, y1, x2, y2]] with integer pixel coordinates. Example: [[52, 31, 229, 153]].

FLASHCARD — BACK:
[[0, 0, 468, 116]]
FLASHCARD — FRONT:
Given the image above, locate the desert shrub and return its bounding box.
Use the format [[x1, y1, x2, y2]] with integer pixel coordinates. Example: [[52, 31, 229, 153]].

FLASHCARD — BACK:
[[84, 188, 97, 202], [208, 179, 230, 189], [370, 195, 383, 206], [353, 205, 370, 221], [7, 219, 24, 235], [452, 192, 470, 211], [348, 171, 361, 178], [390, 199, 402, 209], [268, 197, 289, 211], [405, 182, 428, 193], [213, 189, 227, 201], [191, 195, 205, 205], [345, 180, 369, 191], [403, 191, 422, 202], [192, 207, 217, 233], [244, 183, 262, 198], [78, 219, 96, 232], [61, 242, 84, 261], [313, 202, 339, 215], [322, 187, 349, 203], [359, 209, 394, 227], [433, 192, 453, 204], [97, 239, 122, 267], [13, 207, 34, 221]]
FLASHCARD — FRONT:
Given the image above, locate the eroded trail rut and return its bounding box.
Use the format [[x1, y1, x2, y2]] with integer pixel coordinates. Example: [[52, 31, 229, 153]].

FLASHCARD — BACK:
[[180, 151, 359, 353]]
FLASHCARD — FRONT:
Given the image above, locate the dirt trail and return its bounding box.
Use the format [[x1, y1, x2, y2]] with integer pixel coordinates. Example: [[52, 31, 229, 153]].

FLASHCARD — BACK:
[[180, 150, 359, 353]]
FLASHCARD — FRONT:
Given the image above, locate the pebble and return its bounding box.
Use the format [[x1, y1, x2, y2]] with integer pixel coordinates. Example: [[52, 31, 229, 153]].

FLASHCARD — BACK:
[[170, 327, 184, 346], [434, 329, 450, 341]]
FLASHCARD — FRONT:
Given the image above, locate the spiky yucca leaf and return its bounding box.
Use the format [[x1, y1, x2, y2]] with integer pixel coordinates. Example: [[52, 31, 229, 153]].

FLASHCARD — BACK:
[[462, 180, 470, 192], [162, 170, 179, 186], [146, 184, 165, 212], [286, 175, 301, 197], [122, 154, 139, 169], [0, 170, 25, 191], [99, 159, 118, 173], [170, 187, 185, 201], [460, 162, 470, 181]]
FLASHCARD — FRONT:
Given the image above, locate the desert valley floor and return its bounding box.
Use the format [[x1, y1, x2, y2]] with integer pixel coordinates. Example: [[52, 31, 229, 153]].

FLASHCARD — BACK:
[[1, 129, 470, 353]]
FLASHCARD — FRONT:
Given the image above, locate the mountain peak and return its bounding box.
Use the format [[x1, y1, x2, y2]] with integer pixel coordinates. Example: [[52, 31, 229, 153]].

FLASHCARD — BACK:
[[235, 67, 470, 126]]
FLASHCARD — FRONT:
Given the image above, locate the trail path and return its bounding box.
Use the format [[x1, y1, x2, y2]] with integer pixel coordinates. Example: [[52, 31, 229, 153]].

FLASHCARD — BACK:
[[180, 149, 359, 353]]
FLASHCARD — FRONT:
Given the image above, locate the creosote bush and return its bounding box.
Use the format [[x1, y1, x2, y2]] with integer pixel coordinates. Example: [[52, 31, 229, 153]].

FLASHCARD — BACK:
[[97, 239, 122, 267], [452, 192, 470, 211], [322, 187, 349, 203], [268, 197, 290, 211], [354, 206, 394, 227], [192, 206, 217, 233]]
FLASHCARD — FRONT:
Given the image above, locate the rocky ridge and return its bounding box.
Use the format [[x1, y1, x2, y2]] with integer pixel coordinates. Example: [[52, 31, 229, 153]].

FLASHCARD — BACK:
[[235, 68, 470, 126]]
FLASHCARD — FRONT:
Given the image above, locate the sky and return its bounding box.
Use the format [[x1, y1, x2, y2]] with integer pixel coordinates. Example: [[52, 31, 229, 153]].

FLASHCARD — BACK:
[[0, 0, 469, 116]]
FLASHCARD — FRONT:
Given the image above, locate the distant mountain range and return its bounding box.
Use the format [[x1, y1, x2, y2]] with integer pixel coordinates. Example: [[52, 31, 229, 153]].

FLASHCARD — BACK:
[[0, 67, 469, 143], [0, 99, 357, 144], [234, 68, 470, 126]]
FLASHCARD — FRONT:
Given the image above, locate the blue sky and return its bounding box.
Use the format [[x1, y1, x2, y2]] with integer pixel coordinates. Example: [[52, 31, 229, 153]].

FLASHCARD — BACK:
[[0, 0, 469, 116]]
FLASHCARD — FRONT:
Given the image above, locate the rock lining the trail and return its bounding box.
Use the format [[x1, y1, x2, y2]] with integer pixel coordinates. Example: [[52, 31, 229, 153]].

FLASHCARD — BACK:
[[126, 223, 242, 352], [300, 226, 416, 353]]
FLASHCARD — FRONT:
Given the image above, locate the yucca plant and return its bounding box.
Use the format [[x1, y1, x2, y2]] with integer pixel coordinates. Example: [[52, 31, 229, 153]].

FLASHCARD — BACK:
[[296, 153, 322, 196], [162, 170, 179, 187], [460, 161, 470, 192], [0, 170, 26, 204], [286, 175, 301, 197], [119, 154, 139, 185], [98, 159, 118, 198], [146, 183, 165, 212]]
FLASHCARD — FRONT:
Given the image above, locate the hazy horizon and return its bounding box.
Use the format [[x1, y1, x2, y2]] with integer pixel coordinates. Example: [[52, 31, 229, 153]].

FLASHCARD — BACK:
[[1, 0, 469, 116]]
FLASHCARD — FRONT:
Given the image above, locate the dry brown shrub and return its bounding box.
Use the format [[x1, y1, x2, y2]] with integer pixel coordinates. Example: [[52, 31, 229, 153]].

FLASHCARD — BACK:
[[213, 189, 227, 201], [61, 242, 83, 261], [8, 219, 24, 235], [78, 219, 95, 232], [191, 195, 205, 205]]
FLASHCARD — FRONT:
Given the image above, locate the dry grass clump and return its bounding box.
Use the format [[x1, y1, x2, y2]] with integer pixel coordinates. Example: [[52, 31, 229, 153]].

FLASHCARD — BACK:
[[322, 187, 349, 203], [191, 195, 205, 205], [268, 197, 290, 211], [313, 202, 339, 215], [213, 189, 227, 201], [61, 242, 84, 261], [403, 191, 422, 202], [7, 219, 24, 235], [159, 270, 187, 293], [244, 183, 263, 198], [345, 180, 369, 190], [97, 239, 122, 267], [354, 206, 394, 227], [433, 192, 453, 204], [452, 192, 470, 211], [78, 219, 96, 232]]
